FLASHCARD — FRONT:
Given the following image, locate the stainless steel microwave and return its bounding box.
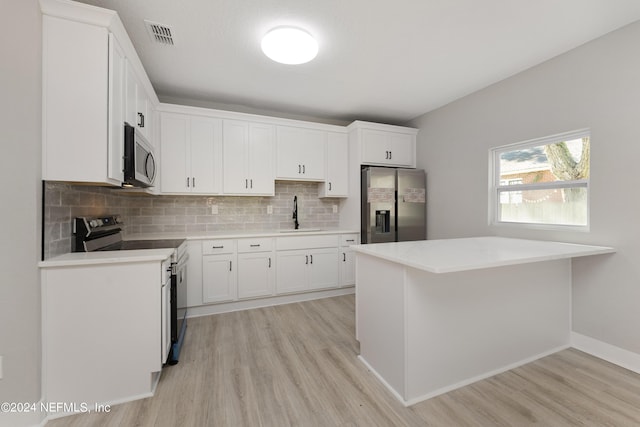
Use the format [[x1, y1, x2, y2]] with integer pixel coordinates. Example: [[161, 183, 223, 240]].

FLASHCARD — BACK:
[[124, 123, 156, 187]]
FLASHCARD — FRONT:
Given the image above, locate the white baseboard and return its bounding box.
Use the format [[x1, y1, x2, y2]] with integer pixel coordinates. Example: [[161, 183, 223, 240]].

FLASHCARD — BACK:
[[187, 286, 355, 318], [571, 332, 640, 374], [359, 344, 570, 407]]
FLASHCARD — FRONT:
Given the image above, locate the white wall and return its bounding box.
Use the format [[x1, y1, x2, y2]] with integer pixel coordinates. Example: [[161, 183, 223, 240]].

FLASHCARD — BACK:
[[0, 0, 43, 426], [409, 21, 640, 355]]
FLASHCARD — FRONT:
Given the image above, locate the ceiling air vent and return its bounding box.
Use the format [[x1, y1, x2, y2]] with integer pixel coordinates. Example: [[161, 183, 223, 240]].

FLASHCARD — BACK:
[[144, 20, 175, 45]]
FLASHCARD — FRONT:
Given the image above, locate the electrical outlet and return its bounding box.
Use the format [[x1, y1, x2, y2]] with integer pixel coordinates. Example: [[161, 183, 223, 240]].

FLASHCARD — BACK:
[[206, 198, 215, 206], [210, 205, 218, 215], [267, 205, 273, 215], [332, 204, 338, 214]]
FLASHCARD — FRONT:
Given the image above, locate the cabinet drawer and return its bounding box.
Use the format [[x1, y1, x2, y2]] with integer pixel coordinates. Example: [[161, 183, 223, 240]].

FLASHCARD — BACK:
[[237, 237, 273, 253], [276, 235, 340, 251], [201, 239, 236, 255], [341, 234, 359, 247]]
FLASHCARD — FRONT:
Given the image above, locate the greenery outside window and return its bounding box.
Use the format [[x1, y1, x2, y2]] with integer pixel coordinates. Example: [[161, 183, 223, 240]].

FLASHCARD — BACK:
[[491, 129, 590, 229]]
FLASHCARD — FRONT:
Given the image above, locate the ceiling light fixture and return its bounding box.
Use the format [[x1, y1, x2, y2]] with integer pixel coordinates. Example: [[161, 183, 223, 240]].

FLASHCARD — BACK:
[[261, 26, 318, 65]]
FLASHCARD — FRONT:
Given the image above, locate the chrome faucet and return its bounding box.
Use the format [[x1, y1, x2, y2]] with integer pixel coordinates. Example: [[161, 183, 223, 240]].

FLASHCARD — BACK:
[[293, 195, 299, 229]]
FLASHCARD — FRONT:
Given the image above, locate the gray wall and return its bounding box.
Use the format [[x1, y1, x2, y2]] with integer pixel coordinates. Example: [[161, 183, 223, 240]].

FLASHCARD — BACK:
[[409, 21, 640, 354], [0, 0, 42, 426]]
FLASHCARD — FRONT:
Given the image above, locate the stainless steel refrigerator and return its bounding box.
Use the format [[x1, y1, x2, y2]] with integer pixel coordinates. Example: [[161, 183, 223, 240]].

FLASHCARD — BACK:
[[361, 167, 426, 244]]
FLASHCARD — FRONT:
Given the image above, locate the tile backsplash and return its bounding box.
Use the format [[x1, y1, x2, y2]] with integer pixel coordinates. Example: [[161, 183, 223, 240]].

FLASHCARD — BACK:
[[44, 181, 340, 259]]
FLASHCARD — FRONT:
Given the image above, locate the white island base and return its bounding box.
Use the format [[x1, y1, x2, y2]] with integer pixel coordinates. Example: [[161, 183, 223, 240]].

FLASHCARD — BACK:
[[354, 237, 613, 406]]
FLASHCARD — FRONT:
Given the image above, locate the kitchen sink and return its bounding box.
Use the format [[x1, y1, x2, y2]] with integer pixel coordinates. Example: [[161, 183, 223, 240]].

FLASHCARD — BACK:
[[279, 229, 322, 233]]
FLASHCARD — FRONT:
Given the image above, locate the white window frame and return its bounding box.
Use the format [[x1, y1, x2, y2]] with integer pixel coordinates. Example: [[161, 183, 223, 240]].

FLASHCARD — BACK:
[[489, 129, 590, 231]]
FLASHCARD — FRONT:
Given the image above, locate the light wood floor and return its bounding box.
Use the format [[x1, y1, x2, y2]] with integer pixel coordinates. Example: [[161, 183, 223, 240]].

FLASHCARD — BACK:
[[48, 294, 640, 426]]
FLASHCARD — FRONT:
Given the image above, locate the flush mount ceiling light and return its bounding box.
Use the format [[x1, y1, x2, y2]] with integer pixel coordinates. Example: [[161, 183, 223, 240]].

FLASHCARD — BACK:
[[261, 26, 318, 65]]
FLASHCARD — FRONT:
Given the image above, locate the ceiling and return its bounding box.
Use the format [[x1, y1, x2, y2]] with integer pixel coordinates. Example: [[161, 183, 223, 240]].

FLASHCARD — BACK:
[[76, 0, 640, 125]]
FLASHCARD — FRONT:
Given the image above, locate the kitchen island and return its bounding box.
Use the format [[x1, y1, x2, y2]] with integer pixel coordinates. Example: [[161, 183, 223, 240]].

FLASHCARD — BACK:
[[352, 237, 613, 406]]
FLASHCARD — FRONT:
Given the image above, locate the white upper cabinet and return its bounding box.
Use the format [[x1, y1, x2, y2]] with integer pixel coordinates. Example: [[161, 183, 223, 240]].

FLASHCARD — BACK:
[[276, 126, 326, 181], [125, 62, 152, 141], [349, 121, 418, 168], [319, 132, 349, 198], [160, 112, 222, 194], [42, 16, 115, 185], [108, 34, 126, 184], [40, 0, 158, 186], [223, 120, 275, 195]]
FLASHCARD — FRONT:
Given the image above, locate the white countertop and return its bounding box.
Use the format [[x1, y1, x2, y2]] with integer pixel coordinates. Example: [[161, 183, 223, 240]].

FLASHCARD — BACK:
[[351, 237, 614, 274], [39, 248, 175, 268], [40, 229, 360, 267], [126, 228, 359, 241]]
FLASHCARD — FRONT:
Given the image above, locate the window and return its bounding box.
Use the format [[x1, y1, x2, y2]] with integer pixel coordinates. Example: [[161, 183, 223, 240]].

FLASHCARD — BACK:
[[490, 129, 590, 229]]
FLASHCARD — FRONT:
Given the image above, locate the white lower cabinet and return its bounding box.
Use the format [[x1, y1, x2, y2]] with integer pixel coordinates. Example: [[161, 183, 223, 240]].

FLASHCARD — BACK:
[[276, 235, 341, 294], [196, 233, 353, 307], [308, 248, 341, 290], [202, 254, 237, 303], [340, 234, 359, 286], [237, 237, 275, 299], [276, 248, 340, 293], [276, 250, 310, 294]]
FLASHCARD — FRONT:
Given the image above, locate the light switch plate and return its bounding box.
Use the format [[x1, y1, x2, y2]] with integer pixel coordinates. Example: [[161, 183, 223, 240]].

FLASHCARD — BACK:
[[267, 205, 273, 215], [332, 205, 338, 214], [210, 205, 218, 215]]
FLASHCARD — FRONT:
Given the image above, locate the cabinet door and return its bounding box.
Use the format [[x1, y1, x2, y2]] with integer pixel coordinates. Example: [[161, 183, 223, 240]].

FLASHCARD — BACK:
[[136, 83, 150, 140], [202, 254, 237, 303], [308, 248, 340, 290], [340, 249, 356, 286], [190, 117, 221, 194], [124, 61, 138, 128], [107, 34, 125, 183], [321, 132, 348, 197], [388, 133, 414, 167], [361, 129, 391, 164], [238, 252, 275, 299], [247, 123, 275, 195], [222, 120, 249, 194], [276, 250, 308, 294], [160, 113, 189, 193], [276, 127, 326, 181], [361, 129, 415, 167]]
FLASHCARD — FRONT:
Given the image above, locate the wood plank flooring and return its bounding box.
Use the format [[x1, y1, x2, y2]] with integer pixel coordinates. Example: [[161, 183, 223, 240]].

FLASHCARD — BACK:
[[48, 295, 640, 426]]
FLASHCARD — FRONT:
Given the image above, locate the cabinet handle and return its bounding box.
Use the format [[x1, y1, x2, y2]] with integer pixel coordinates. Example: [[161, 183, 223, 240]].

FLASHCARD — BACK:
[[268, 257, 271, 268], [229, 261, 232, 271], [310, 254, 313, 264], [138, 112, 144, 128], [305, 255, 308, 265], [250, 179, 253, 189], [385, 151, 389, 159], [298, 164, 301, 174], [303, 164, 306, 174], [343, 253, 346, 262], [346, 239, 355, 242], [329, 182, 332, 191], [193, 177, 196, 188], [245, 179, 248, 189], [212, 245, 224, 249], [250, 244, 261, 248], [389, 151, 392, 160], [187, 177, 190, 188]]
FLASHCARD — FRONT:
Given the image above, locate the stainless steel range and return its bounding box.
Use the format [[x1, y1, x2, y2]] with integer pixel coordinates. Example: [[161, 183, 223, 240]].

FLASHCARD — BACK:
[[74, 216, 188, 365]]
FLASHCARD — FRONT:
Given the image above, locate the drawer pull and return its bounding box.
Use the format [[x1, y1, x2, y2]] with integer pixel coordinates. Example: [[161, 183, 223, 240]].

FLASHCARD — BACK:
[[343, 253, 346, 262], [310, 254, 313, 264], [250, 244, 261, 248], [305, 255, 308, 265], [229, 261, 232, 271], [346, 239, 355, 242], [212, 245, 224, 249], [268, 257, 271, 268]]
